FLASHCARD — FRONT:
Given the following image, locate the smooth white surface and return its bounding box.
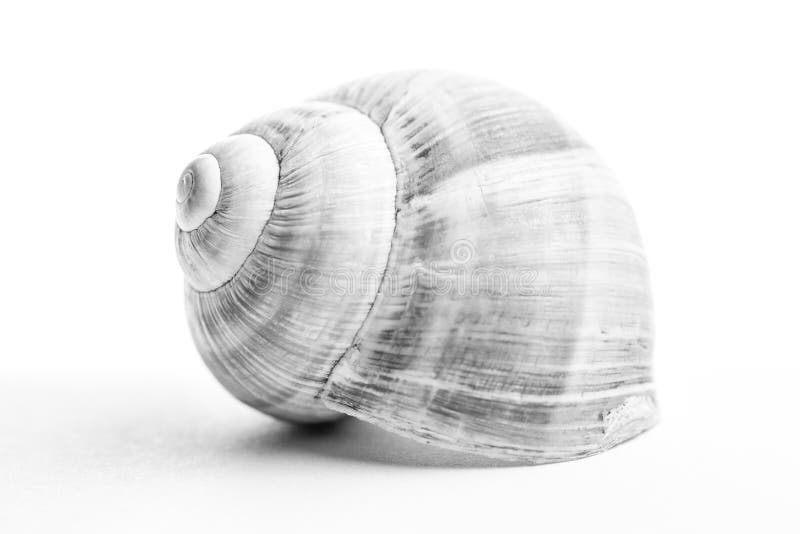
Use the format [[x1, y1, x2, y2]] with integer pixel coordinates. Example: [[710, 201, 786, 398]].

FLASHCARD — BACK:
[[175, 154, 220, 231], [1, 1, 798, 533]]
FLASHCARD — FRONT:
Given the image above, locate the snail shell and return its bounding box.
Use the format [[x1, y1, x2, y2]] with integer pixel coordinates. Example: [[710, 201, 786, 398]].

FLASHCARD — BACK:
[[175, 71, 656, 463]]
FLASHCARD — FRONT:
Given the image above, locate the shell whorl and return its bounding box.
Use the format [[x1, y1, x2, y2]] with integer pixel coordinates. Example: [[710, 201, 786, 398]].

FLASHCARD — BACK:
[[175, 72, 656, 461], [176, 103, 397, 421], [175, 134, 279, 291], [175, 154, 220, 231]]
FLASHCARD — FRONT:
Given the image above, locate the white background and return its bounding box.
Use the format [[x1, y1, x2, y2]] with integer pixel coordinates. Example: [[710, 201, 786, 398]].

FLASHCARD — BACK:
[[1, 1, 798, 532]]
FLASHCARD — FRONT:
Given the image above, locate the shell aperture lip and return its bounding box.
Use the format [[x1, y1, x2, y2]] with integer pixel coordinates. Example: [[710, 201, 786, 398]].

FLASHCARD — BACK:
[[175, 153, 221, 231]]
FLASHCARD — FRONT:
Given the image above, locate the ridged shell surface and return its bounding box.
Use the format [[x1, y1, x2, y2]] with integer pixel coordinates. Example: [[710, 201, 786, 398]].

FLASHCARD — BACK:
[[175, 71, 656, 462]]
